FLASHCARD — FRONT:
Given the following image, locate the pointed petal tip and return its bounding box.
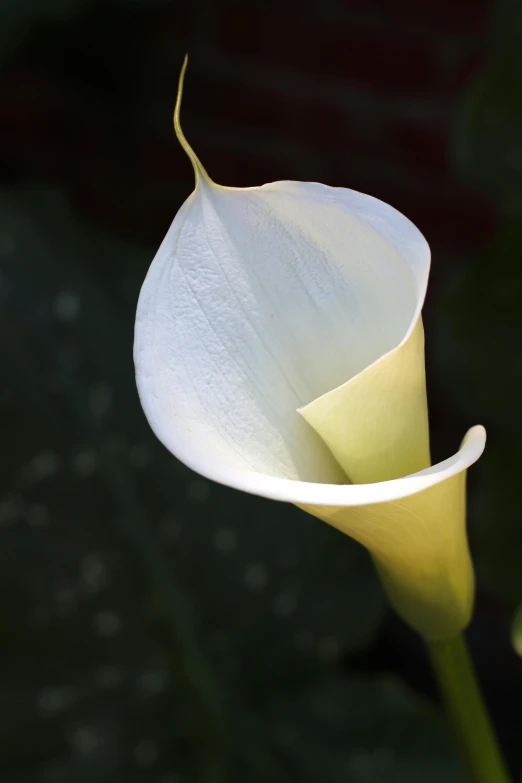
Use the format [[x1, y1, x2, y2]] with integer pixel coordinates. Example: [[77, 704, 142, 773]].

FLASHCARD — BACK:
[[174, 56, 213, 186]]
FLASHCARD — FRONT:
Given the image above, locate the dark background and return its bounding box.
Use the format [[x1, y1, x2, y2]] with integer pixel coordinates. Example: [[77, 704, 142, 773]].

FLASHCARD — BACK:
[[1, 1, 521, 781]]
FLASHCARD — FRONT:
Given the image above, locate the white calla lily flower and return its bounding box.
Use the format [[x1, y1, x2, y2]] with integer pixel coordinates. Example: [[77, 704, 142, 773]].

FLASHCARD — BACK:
[[134, 60, 486, 641]]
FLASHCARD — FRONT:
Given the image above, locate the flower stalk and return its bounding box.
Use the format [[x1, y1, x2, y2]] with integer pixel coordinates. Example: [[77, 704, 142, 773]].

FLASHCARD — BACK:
[[428, 634, 512, 783]]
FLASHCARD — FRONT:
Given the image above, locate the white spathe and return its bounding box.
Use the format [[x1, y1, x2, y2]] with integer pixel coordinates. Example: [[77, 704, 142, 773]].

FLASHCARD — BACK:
[[134, 61, 486, 641]]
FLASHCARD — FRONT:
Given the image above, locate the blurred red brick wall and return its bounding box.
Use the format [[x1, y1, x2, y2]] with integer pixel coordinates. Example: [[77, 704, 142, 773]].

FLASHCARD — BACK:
[[0, 0, 496, 256]]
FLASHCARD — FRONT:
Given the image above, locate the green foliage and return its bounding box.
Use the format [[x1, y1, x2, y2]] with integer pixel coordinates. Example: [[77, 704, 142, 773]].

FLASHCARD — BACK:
[[454, 0, 522, 206], [247, 674, 464, 783]]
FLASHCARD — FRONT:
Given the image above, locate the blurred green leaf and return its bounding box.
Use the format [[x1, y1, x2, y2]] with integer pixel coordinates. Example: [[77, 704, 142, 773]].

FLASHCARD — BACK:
[[252, 673, 464, 783], [455, 0, 522, 209]]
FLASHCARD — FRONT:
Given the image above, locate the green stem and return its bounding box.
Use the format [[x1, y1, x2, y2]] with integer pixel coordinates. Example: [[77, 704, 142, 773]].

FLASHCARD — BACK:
[[427, 633, 512, 783]]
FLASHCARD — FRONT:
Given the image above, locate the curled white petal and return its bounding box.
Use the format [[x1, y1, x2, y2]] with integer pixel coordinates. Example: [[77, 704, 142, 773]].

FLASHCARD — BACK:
[[135, 178, 436, 495]]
